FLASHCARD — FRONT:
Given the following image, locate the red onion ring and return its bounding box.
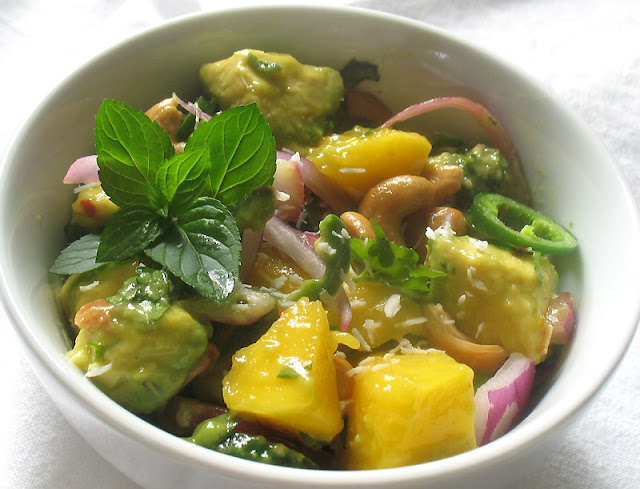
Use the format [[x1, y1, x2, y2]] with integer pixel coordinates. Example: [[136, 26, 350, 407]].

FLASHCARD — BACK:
[[474, 352, 535, 446], [277, 150, 354, 215], [381, 96, 518, 164]]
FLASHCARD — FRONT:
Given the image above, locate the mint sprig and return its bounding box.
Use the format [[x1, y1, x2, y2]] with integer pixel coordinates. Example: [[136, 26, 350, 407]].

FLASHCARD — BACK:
[[95, 99, 175, 207], [52, 99, 276, 303], [186, 104, 276, 205]]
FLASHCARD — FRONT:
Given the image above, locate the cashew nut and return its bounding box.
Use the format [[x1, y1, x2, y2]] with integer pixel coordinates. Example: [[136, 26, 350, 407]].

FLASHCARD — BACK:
[[427, 206, 467, 235], [333, 353, 355, 415], [358, 175, 437, 246], [422, 304, 507, 373], [423, 164, 464, 203], [145, 97, 184, 148], [340, 211, 375, 239]]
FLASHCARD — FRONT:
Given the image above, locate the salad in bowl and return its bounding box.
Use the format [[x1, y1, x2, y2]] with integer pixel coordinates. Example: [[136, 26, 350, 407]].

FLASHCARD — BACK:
[[49, 48, 578, 471]]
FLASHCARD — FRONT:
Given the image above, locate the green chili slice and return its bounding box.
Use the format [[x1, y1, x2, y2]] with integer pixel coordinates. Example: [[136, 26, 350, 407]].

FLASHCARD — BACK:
[[468, 193, 578, 255]]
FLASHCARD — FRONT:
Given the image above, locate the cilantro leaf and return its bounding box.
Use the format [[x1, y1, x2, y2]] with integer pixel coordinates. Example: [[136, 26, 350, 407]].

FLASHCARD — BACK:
[[97, 205, 166, 262], [50, 233, 103, 275], [145, 196, 241, 301], [108, 267, 172, 325], [186, 104, 276, 205], [95, 99, 174, 207], [350, 221, 445, 297]]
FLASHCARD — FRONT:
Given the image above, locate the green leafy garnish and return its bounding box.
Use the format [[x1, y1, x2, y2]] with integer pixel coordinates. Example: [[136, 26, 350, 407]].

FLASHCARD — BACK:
[[50, 233, 103, 274], [107, 267, 172, 325], [52, 100, 276, 303], [289, 214, 351, 301], [95, 99, 175, 207], [185, 104, 276, 205], [145, 197, 240, 302], [247, 52, 283, 75], [350, 221, 445, 297], [276, 366, 299, 379]]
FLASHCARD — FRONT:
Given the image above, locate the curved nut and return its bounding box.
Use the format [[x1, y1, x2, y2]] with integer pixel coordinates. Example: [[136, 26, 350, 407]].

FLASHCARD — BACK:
[[333, 353, 355, 415], [145, 97, 183, 143], [340, 211, 375, 239], [423, 165, 464, 203], [358, 175, 436, 245], [422, 304, 507, 373], [427, 206, 467, 235]]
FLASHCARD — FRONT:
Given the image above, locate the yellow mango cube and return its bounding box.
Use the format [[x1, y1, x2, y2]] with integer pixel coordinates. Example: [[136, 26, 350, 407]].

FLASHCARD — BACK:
[[222, 298, 344, 441], [344, 350, 476, 470], [303, 126, 431, 201], [347, 280, 427, 350]]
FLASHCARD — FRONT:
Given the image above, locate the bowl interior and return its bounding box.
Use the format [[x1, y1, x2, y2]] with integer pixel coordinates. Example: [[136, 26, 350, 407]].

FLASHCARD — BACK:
[[1, 5, 639, 488]]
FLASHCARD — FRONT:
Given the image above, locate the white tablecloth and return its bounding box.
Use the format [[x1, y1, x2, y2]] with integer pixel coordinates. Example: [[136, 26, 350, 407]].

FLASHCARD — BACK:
[[1, 1, 639, 487]]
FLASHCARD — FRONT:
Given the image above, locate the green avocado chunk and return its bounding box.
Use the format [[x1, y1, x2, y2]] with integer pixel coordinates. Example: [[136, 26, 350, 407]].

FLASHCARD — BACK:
[[200, 49, 344, 148], [188, 412, 318, 469], [67, 267, 209, 413], [428, 232, 557, 363]]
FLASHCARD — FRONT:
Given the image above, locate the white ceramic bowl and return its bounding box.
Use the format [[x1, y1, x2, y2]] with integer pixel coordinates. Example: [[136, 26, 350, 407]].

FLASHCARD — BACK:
[[1, 5, 639, 489]]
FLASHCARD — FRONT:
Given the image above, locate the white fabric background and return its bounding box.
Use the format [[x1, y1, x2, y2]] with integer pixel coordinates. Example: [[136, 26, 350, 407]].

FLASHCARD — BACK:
[[1, 0, 639, 487]]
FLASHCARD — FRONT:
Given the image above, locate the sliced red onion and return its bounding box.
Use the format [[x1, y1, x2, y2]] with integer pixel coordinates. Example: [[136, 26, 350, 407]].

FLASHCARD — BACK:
[[172, 92, 213, 121], [264, 216, 326, 278], [273, 157, 305, 222], [546, 292, 575, 345], [277, 150, 354, 215], [381, 97, 518, 164], [63, 155, 100, 184], [474, 352, 535, 446], [263, 216, 352, 330]]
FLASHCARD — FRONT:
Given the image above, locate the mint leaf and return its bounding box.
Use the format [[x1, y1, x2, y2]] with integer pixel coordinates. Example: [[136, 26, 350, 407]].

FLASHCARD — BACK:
[[145, 197, 241, 301], [50, 234, 103, 274], [155, 146, 209, 215], [97, 205, 166, 262], [186, 104, 276, 205], [95, 99, 174, 207], [350, 221, 445, 297]]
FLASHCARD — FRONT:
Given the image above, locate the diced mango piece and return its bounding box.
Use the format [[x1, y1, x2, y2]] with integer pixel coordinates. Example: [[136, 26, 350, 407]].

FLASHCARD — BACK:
[[222, 298, 344, 441], [344, 350, 476, 470], [428, 233, 557, 363], [303, 126, 431, 201], [247, 242, 310, 294], [347, 280, 427, 350]]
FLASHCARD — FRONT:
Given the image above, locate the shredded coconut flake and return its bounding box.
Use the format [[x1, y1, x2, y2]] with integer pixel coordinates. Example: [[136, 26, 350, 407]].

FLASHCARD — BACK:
[[384, 294, 402, 318], [394, 317, 428, 329], [350, 328, 371, 352], [362, 319, 382, 343], [470, 237, 489, 251], [78, 281, 100, 292], [85, 363, 113, 378], [467, 266, 488, 291], [73, 182, 100, 194], [426, 221, 455, 241]]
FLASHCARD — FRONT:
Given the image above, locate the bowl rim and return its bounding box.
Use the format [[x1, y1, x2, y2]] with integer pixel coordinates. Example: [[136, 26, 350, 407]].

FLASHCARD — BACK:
[[1, 3, 640, 486]]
